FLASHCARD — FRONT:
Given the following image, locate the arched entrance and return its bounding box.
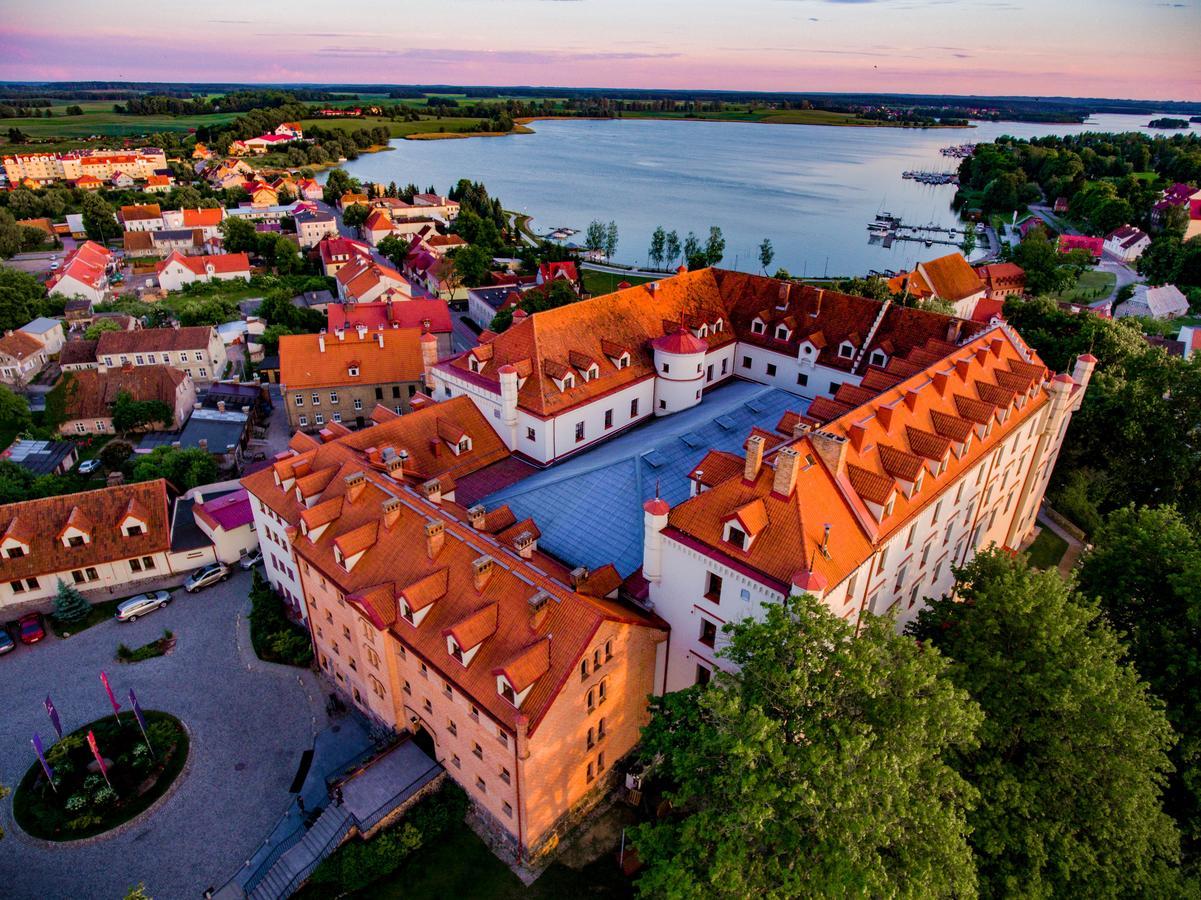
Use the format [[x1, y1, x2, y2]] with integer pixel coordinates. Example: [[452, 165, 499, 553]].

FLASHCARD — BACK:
[[411, 724, 436, 759]]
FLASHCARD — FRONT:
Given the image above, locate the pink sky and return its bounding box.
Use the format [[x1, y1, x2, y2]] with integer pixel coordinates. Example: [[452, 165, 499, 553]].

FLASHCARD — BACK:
[[1, 0, 1198, 100]]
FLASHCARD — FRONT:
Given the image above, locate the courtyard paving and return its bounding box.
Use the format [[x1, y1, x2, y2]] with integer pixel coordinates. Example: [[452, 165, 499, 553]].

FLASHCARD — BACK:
[[0, 570, 329, 899]]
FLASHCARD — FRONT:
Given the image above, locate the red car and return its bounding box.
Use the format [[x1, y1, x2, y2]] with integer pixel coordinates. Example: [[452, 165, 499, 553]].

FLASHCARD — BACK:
[[18, 612, 46, 645]]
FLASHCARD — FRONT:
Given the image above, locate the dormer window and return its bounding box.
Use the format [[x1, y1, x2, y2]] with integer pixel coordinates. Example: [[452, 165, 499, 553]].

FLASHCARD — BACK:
[[448, 637, 464, 663], [125, 524, 143, 536], [914, 470, 925, 494], [617, 353, 630, 369], [938, 453, 949, 475], [751, 319, 766, 335], [348, 366, 360, 377], [458, 439, 470, 454], [724, 524, 747, 550], [775, 325, 791, 341], [838, 341, 855, 359], [400, 599, 414, 624], [500, 680, 516, 704], [6, 546, 25, 559], [883, 493, 896, 517], [67, 535, 86, 547], [869, 349, 888, 368], [713, 318, 724, 332], [468, 358, 482, 373]]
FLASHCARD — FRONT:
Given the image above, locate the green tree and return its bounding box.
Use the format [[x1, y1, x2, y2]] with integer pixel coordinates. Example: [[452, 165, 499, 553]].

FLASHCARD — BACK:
[[1077, 505, 1201, 855], [648, 226, 666, 269], [1011, 228, 1084, 295], [664, 230, 681, 267], [0, 210, 24, 258], [53, 579, 92, 623], [757, 237, 774, 273], [603, 220, 618, 261], [584, 220, 606, 256], [84, 319, 122, 341], [219, 217, 258, 254], [376, 234, 410, 270], [111, 391, 172, 434], [99, 439, 134, 470], [682, 231, 702, 269], [322, 168, 358, 205], [79, 192, 115, 243], [910, 550, 1183, 898], [703, 226, 725, 266], [0, 266, 51, 330], [632, 593, 981, 899], [341, 203, 369, 230], [0, 384, 32, 436], [130, 446, 218, 490], [448, 244, 492, 288]]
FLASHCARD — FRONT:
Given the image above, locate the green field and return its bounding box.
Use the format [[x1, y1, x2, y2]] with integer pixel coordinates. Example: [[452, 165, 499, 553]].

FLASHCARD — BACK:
[[300, 115, 532, 140], [1025, 528, 1070, 571], [582, 269, 657, 295], [2, 97, 238, 143], [1047, 269, 1116, 304]]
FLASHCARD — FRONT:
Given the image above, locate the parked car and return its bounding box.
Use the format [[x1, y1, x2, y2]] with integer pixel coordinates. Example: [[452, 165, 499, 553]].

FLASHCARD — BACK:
[[115, 590, 172, 622], [18, 612, 46, 645], [0, 628, 15, 655], [239, 549, 263, 570], [49, 262, 60, 271], [184, 563, 230, 593], [78, 458, 102, 475]]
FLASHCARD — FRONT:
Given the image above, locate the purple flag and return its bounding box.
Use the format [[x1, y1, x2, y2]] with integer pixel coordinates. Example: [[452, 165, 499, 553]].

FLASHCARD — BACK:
[[100, 671, 121, 721], [32, 733, 55, 789], [44, 695, 62, 740], [128, 688, 154, 756]]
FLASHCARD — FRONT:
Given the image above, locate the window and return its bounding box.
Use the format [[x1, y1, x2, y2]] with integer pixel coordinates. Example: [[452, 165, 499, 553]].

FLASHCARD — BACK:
[[329, 391, 339, 404], [597, 717, 606, 742], [604, 640, 612, 661], [905, 524, 917, 548], [294, 394, 305, 406], [371, 676, 385, 699], [575, 422, 585, 443], [298, 415, 308, 427], [741, 355, 751, 369], [419, 661, 428, 679], [869, 350, 887, 367], [598, 677, 608, 705], [721, 358, 728, 375], [751, 320, 765, 334], [126, 524, 143, 536], [392, 386, 401, 399], [5, 546, 24, 559], [593, 648, 602, 670], [661, 362, 670, 374], [333, 413, 342, 423], [696, 664, 711, 686], [604, 409, 613, 430], [194, 352, 203, 362], [580, 659, 589, 681], [447, 719, 458, 736], [838, 342, 854, 359], [775, 326, 789, 341], [726, 526, 746, 550], [705, 571, 722, 602], [348, 366, 359, 377], [130, 558, 142, 573], [472, 742, 483, 760], [314, 413, 325, 426], [354, 398, 363, 411], [135, 355, 144, 365], [452, 754, 461, 769], [85, 567, 98, 581], [766, 363, 777, 377], [586, 687, 595, 711], [72, 570, 85, 584], [501, 681, 516, 704], [311, 393, 320, 406], [597, 751, 606, 773], [10, 580, 24, 593], [500, 766, 511, 785], [375, 387, 383, 400], [699, 618, 717, 648], [796, 372, 808, 387], [502, 801, 513, 818], [25, 577, 37, 590], [498, 730, 508, 748], [586, 762, 595, 783], [349, 658, 357, 672], [587, 727, 595, 750], [525, 426, 536, 442], [470, 704, 479, 722], [630, 398, 639, 417], [658, 399, 666, 410], [367, 647, 380, 668], [876, 546, 889, 574], [403, 679, 412, 695], [423, 698, 433, 713], [442, 680, 453, 699]]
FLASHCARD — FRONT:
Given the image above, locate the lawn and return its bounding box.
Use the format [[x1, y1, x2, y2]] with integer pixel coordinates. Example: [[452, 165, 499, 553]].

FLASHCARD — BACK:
[[2, 107, 239, 140], [582, 269, 657, 296], [337, 821, 633, 900], [1025, 528, 1070, 571], [49, 597, 122, 639], [1048, 269, 1116, 304]]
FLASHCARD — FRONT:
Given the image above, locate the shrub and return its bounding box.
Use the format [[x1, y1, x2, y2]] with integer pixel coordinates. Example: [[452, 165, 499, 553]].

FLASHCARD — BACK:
[[248, 570, 313, 667], [65, 793, 87, 813], [53, 579, 92, 623]]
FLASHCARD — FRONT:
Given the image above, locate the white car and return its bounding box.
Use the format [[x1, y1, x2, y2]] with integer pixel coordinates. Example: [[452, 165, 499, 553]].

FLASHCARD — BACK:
[[239, 548, 264, 570], [184, 562, 230, 592], [116, 590, 172, 622], [78, 458, 102, 475], [49, 262, 60, 271]]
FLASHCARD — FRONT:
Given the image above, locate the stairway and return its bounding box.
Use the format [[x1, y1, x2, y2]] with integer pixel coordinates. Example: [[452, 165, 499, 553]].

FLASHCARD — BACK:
[[248, 804, 353, 900]]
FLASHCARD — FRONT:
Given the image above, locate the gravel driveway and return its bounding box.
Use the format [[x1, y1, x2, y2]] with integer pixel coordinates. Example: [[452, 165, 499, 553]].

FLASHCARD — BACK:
[[0, 570, 325, 899]]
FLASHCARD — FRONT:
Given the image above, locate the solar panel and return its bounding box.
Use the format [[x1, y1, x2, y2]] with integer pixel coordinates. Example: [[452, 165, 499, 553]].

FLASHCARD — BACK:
[[641, 450, 667, 468], [679, 432, 704, 449], [714, 415, 736, 430]]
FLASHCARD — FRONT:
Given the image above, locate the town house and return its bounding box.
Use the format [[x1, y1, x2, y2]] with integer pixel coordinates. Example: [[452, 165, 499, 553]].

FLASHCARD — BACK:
[[97, 325, 228, 382]]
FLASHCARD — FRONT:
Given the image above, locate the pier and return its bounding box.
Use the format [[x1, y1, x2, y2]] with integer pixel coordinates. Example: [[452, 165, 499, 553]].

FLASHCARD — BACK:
[[901, 170, 959, 185], [867, 215, 977, 249]]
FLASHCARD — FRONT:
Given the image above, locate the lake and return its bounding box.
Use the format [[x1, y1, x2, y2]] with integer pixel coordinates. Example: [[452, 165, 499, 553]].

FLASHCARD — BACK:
[[333, 113, 1199, 277]]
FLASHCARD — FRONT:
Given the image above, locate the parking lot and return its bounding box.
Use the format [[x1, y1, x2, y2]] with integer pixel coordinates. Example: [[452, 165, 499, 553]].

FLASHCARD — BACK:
[[0, 570, 327, 899]]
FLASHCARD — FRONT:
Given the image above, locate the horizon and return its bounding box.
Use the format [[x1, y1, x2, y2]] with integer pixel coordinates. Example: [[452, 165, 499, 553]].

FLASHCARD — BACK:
[[2, 0, 1198, 102]]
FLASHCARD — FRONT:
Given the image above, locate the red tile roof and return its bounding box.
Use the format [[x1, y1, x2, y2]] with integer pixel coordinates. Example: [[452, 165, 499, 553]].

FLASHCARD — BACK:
[[279, 329, 424, 390], [326, 299, 452, 334]]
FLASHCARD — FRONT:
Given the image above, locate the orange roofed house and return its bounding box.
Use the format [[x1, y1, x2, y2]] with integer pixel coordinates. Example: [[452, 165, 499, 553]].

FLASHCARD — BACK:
[[643, 327, 1094, 690], [241, 398, 666, 859], [279, 326, 429, 432], [886, 252, 986, 318], [0, 480, 173, 611], [432, 267, 991, 466]]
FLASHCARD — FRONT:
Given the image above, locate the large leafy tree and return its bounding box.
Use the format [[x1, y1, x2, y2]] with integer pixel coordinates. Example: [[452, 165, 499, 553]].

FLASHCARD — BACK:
[[910, 550, 1183, 898], [1078, 505, 1201, 857], [130, 446, 218, 490], [79, 192, 115, 243], [111, 390, 173, 434], [632, 593, 981, 899], [0, 267, 51, 331]]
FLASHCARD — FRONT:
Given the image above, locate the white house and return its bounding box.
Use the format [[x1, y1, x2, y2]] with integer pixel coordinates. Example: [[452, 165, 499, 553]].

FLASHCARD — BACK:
[[1104, 225, 1151, 263], [47, 241, 113, 304], [1116, 283, 1190, 320], [19, 317, 65, 356], [156, 251, 252, 292]]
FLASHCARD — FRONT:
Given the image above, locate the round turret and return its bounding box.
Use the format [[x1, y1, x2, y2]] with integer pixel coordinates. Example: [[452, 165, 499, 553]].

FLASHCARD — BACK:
[[651, 328, 707, 417]]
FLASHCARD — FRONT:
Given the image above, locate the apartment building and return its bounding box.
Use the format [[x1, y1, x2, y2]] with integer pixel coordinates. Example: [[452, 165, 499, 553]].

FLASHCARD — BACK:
[[278, 326, 426, 432], [0, 481, 172, 611], [57, 363, 196, 435], [97, 325, 228, 382], [47, 241, 114, 304], [2, 147, 167, 184]]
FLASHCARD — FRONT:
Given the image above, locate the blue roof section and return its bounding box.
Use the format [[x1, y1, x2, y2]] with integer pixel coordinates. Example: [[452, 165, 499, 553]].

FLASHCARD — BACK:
[[483, 380, 809, 577]]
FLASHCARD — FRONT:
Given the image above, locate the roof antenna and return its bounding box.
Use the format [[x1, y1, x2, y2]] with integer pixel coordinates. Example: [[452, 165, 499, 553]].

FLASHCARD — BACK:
[[655, 478, 661, 499], [819, 523, 832, 560]]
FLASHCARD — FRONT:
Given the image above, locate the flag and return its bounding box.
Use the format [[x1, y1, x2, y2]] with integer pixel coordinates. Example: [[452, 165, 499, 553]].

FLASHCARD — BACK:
[[44, 695, 62, 740], [87, 730, 111, 787], [32, 733, 55, 791], [129, 688, 153, 758], [100, 671, 121, 721]]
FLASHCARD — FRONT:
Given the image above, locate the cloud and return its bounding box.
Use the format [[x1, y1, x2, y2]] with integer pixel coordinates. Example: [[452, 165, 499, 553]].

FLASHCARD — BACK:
[[312, 46, 680, 65]]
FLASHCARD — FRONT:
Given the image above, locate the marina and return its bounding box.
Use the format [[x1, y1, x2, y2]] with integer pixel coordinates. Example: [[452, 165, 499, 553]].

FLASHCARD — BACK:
[[901, 170, 959, 185], [940, 143, 977, 158], [867, 213, 979, 249]]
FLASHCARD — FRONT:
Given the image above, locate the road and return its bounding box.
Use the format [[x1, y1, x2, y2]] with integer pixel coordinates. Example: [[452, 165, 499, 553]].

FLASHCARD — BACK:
[[0, 570, 328, 900]]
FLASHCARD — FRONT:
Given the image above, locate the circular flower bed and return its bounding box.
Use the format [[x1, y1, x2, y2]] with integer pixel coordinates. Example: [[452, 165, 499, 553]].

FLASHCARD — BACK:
[[13, 711, 189, 841]]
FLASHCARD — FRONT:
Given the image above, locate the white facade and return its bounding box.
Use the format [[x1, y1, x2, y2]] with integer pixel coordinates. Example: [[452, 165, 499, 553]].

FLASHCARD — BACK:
[[157, 259, 251, 293], [248, 495, 307, 621], [49, 274, 106, 304], [1104, 229, 1151, 263], [645, 360, 1086, 693], [122, 215, 164, 233]]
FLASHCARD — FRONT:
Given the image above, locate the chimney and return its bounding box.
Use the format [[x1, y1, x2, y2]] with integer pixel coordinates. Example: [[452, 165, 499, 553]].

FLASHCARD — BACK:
[[356, 323, 367, 341], [318, 332, 325, 353], [467, 504, 486, 529], [947, 320, 964, 344], [193, 402, 202, 410], [810, 430, 849, 476], [472, 555, 494, 592], [217, 400, 226, 413], [744, 434, 765, 482], [772, 447, 800, 498], [421, 478, 442, 505], [198, 437, 208, 450], [424, 520, 444, 559], [344, 470, 366, 503], [376, 331, 384, 349], [570, 566, 589, 589], [528, 590, 551, 631], [382, 497, 401, 530], [513, 530, 536, 559], [336, 327, 345, 341]]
